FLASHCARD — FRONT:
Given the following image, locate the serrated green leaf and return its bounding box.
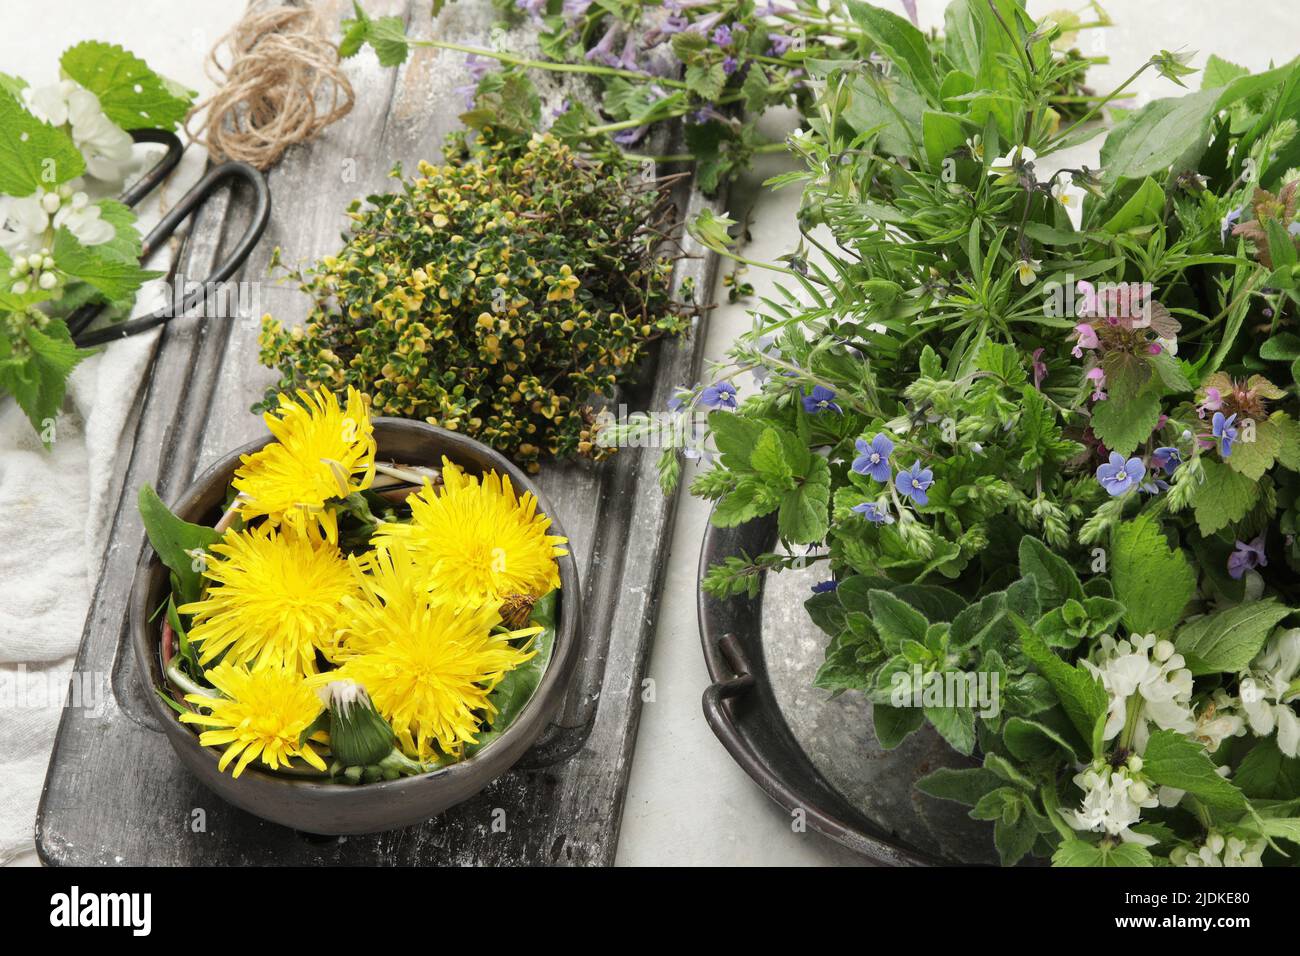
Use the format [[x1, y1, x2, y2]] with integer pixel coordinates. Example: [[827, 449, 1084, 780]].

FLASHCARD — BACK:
[[60, 41, 194, 131], [1111, 513, 1195, 635], [0, 92, 84, 194], [1141, 728, 1247, 809], [1089, 390, 1161, 457], [1174, 599, 1291, 675], [1192, 458, 1258, 535]]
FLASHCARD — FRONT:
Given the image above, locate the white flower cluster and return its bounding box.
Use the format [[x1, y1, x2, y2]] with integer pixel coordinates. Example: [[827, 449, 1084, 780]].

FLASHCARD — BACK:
[[25, 80, 134, 182], [1068, 756, 1158, 846], [0, 183, 114, 260], [1171, 830, 1266, 868], [1082, 633, 1195, 750], [1239, 628, 1300, 756], [0, 78, 135, 273]]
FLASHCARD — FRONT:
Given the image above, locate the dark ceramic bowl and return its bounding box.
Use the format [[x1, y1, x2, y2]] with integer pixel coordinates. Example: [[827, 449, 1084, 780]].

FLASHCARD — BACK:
[[131, 418, 581, 835]]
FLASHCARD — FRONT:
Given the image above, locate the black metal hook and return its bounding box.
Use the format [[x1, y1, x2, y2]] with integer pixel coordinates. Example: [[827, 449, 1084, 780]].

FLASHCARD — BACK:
[[66, 130, 271, 347]]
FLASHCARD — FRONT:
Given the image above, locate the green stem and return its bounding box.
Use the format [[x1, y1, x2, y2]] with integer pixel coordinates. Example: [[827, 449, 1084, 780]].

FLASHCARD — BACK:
[[1048, 60, 1152, 149]]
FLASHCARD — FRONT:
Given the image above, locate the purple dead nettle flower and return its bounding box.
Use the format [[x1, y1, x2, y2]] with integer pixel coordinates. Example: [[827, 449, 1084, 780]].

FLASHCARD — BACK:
[[1210, 411, 1238, 457], [1197, 386, 1223, 419], [1096, 451, 1144, 496], [586, 24, 620, 64], [1086, 366, 1106, 402], [699, 380, 738, 409], [852, 501, 894, 524], [1032, 347, 1047, 389], [802, 385, 842, 415], [852, 433, 894, 482], [1071, 322, 1099, 358], [1228, 534, 1267, 580], [895, 461, 934, 506], [810, 579, 839, 593]]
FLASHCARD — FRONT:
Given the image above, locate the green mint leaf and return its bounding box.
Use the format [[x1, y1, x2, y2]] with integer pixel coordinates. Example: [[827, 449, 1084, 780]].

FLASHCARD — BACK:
[[1111, 513, 1196, 635], [0, 91, 84, 194], [60, 41, 194, 131], [872, 701, 924, 749], [1174, 599, 1292, 675], [1012, 613, 1107, 755], [1192, 458, 1258, 536], [1017, 536, 1084, 609], [53, 227, 155, 307], [915, 766, 1003, 806], [1141, 728, 1247, 810], [869, 588, 930, 652]]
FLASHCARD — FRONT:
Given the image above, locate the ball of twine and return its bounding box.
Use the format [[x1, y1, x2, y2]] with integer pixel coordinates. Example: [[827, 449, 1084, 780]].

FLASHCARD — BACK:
[[185, 2, 355, 170]]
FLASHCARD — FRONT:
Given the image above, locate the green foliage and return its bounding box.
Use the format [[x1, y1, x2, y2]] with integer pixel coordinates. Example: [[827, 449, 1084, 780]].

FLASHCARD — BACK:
[[259, 127, 687, 472]]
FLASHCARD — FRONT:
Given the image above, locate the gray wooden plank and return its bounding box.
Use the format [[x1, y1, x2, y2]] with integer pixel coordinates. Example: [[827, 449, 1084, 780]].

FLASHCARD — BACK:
[[37, 0, 723, 866]]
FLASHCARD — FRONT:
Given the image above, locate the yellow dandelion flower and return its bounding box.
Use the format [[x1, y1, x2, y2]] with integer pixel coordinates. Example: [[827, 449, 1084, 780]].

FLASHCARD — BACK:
[[180, 662, 327, 778], [332, 545, 540, 759], [371, 458, 567, 609], [233, 385, 376, 543], [180, 524, 359, 674]]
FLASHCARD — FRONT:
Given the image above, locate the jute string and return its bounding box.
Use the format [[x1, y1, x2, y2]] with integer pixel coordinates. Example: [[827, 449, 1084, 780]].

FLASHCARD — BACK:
[[184, 2, 355, 170]]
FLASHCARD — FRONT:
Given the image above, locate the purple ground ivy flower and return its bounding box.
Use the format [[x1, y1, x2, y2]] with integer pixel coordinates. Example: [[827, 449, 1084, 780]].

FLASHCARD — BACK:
[[1212, 411, 1238, 457], [852, 501, 894, 524], [585, 25, 619, 64], [852, 433, 894, 482], [894, 460, 934, 506], [768, 32, 794, 56], [699, 380, 738, 409], [722, 55, 739, 75], [810, 579, 838, 593], [1096, 452, 1144, 496], [1228, 534, 1268, 579], [613, 125, 650, 146], [516, 0, 547, 20], [562, 0, 592, 20], [1150, 446, 1182, 476], [802, 385, 842, 415], [712, 24, 733, 46]]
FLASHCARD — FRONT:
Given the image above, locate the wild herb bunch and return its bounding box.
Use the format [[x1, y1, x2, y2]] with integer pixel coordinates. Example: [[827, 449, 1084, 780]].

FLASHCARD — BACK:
[[674, 0, 1300, 866], [259, 127, 687, 471]]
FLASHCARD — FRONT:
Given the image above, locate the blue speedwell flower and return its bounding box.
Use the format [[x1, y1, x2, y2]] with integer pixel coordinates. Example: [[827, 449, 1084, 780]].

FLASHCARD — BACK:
[[1096, 452, 1144, 496], [894, 460, 934, 506], [699, 380, 738, 409], [802, 385, 842, 415], [1212, 411, 1238, 458], [810, 579, 838, 593], [1150, 446, 1182, 476], [852, 433, 894, 483], [852, 501, 894, 524]]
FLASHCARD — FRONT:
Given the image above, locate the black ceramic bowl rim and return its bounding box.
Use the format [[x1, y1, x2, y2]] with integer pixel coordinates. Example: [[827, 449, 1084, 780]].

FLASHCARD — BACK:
[[697, 509, 941, 866], [130, 418, 582, 835]]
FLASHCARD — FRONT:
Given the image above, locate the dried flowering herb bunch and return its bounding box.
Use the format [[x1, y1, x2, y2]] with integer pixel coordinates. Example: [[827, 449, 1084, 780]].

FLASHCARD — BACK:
[[259, 126, 687, 471]]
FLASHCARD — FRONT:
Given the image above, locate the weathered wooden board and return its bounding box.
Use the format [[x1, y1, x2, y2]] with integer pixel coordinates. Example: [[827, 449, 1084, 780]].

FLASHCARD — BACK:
[[37, 0, 722, 865]]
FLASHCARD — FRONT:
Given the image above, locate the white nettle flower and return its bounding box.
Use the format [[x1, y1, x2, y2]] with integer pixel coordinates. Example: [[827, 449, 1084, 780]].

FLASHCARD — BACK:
[[0, 183, 113, 259], [1069, 761, 1158, 846], [1171, 830, 1265, 868], [1083, 634, 1195, 749], [25, 80, 134, 182], [1238, 628, 1300, 756], [1192, 689, 1246, 753]]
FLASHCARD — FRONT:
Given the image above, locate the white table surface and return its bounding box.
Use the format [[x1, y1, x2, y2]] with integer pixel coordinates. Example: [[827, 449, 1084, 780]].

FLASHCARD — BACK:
[[2, 0, 1293, 867]]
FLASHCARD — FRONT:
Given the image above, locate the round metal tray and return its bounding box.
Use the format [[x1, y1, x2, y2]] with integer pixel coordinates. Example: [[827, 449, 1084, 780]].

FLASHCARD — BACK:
[[698, 512, 998, 865]]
